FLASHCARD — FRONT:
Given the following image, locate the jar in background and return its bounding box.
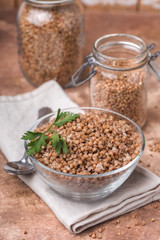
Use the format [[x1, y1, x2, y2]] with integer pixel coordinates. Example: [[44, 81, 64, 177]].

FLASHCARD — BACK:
[[72, 34, 160, 127], [17, 0, 84, 87]]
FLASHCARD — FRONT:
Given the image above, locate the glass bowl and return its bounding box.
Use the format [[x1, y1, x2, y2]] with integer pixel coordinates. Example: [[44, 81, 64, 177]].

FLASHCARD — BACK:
[[24, 107, 145, 201]]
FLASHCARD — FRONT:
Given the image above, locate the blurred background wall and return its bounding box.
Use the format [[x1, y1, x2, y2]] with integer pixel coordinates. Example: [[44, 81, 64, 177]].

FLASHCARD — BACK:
[[0, 0, 160, 11]]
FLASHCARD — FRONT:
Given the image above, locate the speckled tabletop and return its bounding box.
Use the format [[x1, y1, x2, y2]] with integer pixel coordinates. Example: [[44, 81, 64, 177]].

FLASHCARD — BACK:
[[0, 8, 160, 240]]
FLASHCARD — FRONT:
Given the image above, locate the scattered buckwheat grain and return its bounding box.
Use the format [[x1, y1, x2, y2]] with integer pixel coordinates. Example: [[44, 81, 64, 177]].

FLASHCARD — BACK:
[[149, 139, 160, 152], [141, 221, 146, 226], [151, 218, 155, 222]]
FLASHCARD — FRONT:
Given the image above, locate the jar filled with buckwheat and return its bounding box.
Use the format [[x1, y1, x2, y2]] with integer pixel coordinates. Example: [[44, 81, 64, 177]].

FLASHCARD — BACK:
[[17, 0, 84, 87], [72, 34, 160, 127]]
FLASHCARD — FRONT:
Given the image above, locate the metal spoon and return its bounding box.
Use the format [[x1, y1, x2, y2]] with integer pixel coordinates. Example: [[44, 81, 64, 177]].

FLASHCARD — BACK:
[[3, 152, 34, 175], [3, 107, 53, 175]]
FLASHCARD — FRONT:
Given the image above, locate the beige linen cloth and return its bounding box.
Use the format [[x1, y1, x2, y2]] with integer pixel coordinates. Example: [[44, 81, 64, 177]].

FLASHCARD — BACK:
[[0, 80, 160, 234]]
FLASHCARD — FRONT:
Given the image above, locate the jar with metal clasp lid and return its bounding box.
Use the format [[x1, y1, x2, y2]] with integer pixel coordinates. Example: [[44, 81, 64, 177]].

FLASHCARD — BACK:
[[17, 0, 84, 87], [72, 33, 160, 127]]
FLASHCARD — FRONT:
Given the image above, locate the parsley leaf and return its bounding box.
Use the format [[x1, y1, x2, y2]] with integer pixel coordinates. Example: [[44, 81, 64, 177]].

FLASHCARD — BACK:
[[22, 108, 79, 156], [21, 131, 42, 140], [56, 141, 62, 155], [49, 132, 60, 149], [50, 132, 69, 155], [53, 109, 80, 127], [21, 132, 47, 156], [60, 137, 69, 154]]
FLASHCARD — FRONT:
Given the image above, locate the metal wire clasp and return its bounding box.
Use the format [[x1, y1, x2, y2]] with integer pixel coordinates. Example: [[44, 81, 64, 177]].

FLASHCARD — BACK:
[[72, 53, 97, 87], [148, 43, 160, 82], [147, 43, 156, 52]]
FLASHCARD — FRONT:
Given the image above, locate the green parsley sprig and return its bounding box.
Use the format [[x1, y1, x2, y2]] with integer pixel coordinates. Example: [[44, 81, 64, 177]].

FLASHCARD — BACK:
[[22, 108, 80, 156]]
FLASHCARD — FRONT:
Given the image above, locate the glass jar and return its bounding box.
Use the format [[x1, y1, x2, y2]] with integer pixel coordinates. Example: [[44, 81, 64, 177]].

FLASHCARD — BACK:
[[72, 34, 160, 127], [17, 0, 84, 87]]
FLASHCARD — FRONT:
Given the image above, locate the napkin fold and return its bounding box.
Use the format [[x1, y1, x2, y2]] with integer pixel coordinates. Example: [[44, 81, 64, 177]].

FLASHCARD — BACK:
[[0, 80, 160, 234]]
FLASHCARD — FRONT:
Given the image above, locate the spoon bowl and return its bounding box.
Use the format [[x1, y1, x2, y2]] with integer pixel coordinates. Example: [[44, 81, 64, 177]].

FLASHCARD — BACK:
[[3, 153, 35, 175]]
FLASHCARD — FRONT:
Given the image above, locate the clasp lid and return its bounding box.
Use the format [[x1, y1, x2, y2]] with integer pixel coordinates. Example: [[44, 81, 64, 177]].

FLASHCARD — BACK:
[[72, 54, 97, 87], [148, 43, 160, 82], [72, 43, 160, 87]]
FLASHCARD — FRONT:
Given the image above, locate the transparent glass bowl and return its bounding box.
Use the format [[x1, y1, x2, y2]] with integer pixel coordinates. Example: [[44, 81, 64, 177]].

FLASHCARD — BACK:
[[24, 107, 145, 201]]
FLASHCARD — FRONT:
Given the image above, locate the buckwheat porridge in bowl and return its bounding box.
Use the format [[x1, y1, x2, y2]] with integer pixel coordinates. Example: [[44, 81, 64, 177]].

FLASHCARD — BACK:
[[23, 107, 145, 201]]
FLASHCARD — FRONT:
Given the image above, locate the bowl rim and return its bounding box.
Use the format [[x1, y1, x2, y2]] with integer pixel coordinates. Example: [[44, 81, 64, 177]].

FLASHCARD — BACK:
[[24, 107, 145, 178]]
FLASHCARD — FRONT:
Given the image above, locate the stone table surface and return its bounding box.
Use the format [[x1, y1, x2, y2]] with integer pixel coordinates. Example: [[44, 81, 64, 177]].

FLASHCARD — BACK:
[[0, 8, 160, 240]]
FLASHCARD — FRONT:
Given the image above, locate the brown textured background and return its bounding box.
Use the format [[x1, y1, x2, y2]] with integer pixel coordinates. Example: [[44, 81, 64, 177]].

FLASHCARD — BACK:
[[1, 0, 160, 10], [0, 4, 160, 240]]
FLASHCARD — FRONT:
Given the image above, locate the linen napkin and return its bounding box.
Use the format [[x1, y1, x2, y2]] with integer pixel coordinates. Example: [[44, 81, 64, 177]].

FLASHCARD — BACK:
[[0, 80, 160, 234]]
